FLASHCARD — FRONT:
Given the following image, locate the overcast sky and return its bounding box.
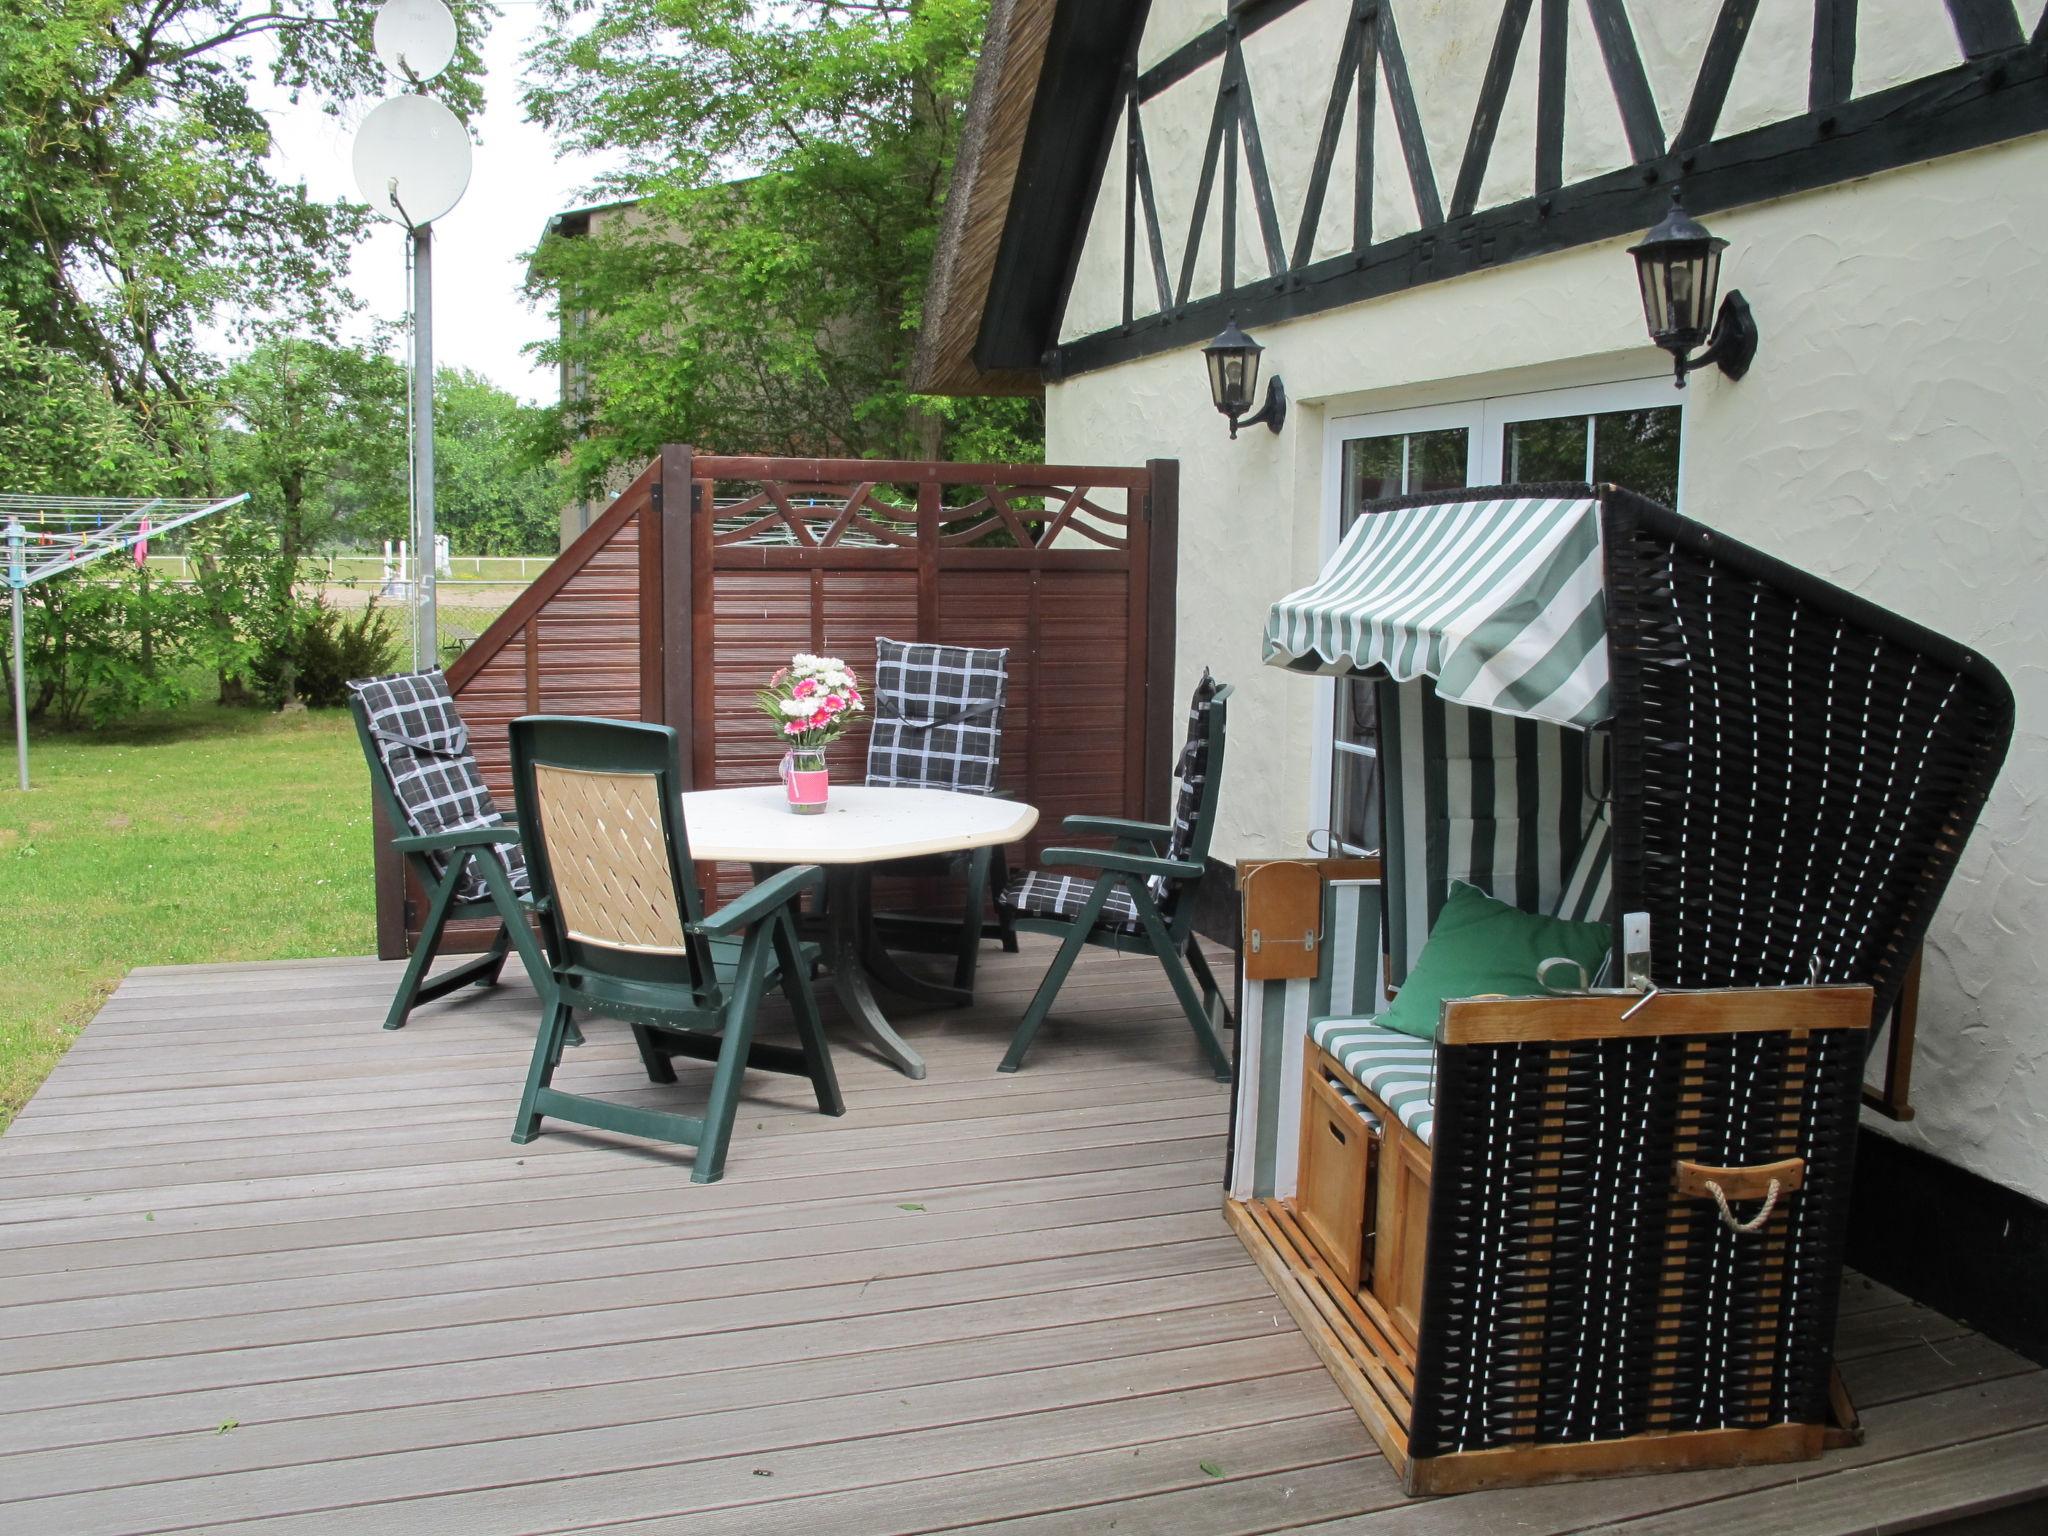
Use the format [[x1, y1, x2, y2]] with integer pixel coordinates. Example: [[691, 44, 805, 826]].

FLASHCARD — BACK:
[[254, 3, 613, 404]]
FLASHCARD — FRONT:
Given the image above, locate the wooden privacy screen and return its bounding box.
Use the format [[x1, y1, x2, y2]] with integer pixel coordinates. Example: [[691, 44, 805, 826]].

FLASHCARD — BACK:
[[375, 448, 1180, 955]]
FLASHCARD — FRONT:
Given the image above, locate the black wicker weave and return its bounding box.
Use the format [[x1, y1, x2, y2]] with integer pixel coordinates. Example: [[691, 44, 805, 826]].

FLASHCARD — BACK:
[[1600, 486, 2013, 1021], [1408, 1019, 1866, 1456]]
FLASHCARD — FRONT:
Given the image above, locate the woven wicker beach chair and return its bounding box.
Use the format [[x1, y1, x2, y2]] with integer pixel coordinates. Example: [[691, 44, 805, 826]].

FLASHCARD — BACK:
[[1227, 482, 2013, 1493], [507, 715, 841, 1183], [995, 671, 1235, 1079], [348, 669, 560, 1035], [863, 637, 1018, 993]]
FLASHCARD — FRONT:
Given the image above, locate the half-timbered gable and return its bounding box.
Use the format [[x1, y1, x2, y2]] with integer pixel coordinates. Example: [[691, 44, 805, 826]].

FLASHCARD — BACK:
[[922, 1, 2048, 389]]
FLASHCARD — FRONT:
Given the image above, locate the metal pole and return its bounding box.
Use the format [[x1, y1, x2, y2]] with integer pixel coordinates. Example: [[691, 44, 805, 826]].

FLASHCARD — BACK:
[[412, 223, 437, 669], [7, 520, 26, 791]]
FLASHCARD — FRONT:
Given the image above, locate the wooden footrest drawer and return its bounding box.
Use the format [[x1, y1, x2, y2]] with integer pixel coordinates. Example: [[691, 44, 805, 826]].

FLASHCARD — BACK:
[[1298, 1053, 1381, 1292]]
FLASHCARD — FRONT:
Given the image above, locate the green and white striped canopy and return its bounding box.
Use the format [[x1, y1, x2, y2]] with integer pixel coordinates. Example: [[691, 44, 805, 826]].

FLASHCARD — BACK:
[[1264, 493, 1611, 729]]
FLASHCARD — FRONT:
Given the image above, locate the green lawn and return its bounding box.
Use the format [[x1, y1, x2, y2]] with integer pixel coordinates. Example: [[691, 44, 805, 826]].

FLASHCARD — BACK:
[[0, 705, 375, 1132]]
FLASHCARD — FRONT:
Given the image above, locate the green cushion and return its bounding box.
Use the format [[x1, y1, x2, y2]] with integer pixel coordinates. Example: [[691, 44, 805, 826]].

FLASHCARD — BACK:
[[1381, 879, 1611, 1041]]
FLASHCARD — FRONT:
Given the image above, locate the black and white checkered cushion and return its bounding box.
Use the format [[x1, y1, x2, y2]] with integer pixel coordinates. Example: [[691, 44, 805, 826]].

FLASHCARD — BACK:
[[997, 671, 1221, 935], [1152, 670, 1220, 907], [865, 638, 1009, 795], [349, 670, 528, 905], [998, 870, 1144, 933]]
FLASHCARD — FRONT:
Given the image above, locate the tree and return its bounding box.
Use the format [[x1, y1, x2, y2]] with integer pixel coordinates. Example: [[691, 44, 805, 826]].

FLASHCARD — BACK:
[[433, 369, 564, 554], [216, 336, 409, 572], [0, 0, 491, 464], [524, 0, 1040, 495], [0, 4, 488, 719], [193, 335, 406, 701]]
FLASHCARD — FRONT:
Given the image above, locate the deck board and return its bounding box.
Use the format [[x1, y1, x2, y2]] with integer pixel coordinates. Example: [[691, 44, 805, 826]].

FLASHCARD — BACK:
[[1, 942, 2042, 1534]]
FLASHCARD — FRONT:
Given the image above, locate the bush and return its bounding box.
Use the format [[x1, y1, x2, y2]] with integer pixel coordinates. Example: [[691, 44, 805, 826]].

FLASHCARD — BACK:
[[294, 600, 399, 707], [251, 597, 398, 709], [15, 568, 203, 729]]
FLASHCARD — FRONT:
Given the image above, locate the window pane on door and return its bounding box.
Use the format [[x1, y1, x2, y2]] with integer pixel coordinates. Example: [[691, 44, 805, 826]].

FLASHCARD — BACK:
[[1337, 675, 1375, 747], [1344, 435, 1405, 505], [1409, 429, 1468, 493], [1504, 415, 1589, 483], [1343, 428, 1470, 520], [1330, 627, 1382, 850], [1591, 406, 1681, 507], [1332, 746, 1380, 854]]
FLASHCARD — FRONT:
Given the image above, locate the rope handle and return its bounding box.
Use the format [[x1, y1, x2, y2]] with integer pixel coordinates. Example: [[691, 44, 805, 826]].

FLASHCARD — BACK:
[[1704, 1177, 1780, 1234], [1674, 1156, 1804, 1236]]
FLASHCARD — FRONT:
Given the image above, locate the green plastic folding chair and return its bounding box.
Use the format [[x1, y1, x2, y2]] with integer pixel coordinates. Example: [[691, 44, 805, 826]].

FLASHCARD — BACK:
[[994, 674, 1235, 1079], [507, 715, 842, 1183]]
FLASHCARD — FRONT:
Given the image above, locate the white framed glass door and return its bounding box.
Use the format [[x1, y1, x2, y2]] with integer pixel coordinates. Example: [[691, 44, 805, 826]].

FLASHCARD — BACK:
[[1308, 378, 1682, 855]]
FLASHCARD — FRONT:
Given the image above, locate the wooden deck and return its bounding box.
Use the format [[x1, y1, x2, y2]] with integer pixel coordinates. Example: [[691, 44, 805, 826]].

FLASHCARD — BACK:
[[1, 941, 2044, 1534]]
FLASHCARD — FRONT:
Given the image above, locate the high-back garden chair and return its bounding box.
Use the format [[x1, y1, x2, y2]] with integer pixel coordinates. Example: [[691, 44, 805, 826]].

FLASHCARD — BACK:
[[348, 669, 559, 1035], [995, 672, 1233, 1079], [507, 715, 841, 1183], [864, 636, 1017, 992], [1228, 482, 2014, 1494]]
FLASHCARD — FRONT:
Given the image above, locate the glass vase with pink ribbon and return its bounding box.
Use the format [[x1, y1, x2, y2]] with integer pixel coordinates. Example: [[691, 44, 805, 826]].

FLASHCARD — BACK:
[[755, 653, 866, 814]]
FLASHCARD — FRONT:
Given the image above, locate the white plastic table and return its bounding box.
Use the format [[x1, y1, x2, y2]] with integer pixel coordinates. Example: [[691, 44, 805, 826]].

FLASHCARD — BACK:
[[682, 785, 1040, 1079]]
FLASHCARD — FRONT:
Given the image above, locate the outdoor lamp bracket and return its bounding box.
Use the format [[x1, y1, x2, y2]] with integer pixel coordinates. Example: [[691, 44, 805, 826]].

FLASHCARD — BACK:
[[1202, 316, 1288, 437], [1628, 192, 1759, 389]]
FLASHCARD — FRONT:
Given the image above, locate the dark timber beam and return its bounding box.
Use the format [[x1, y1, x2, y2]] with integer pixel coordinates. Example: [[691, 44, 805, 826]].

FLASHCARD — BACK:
[[1675, 0, 1763, 152], [1052, 49, 2048, 378], [1811, 0, 1858, 110], [1584, 0, 1666, 163], [1534, 0, 1568, 191], [1136, 0, 1320, 102], [1451, 0, 1536, 220], [1945, 0, 2025, 59]]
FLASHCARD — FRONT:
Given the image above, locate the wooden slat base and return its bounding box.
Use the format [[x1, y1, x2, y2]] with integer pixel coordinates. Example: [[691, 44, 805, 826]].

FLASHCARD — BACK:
[[1225, 1195, 1848, 1497]]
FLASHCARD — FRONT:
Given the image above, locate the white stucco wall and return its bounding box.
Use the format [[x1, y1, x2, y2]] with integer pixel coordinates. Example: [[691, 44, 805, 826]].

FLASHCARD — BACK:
[[1043, 137, 2048, 1204]]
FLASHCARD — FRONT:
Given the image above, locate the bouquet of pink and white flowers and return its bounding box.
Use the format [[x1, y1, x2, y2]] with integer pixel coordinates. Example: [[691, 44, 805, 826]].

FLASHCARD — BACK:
[[756, 653, 866, 748]]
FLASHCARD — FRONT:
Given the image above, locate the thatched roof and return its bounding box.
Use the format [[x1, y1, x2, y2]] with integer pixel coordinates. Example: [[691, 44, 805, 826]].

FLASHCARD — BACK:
[[912, 0, 1056, 398]]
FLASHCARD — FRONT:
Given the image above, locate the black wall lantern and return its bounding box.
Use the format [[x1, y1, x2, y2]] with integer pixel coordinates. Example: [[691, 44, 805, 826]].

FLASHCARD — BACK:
[[1202, 316, 1287, 436], [1628, 192, 1758, 388]]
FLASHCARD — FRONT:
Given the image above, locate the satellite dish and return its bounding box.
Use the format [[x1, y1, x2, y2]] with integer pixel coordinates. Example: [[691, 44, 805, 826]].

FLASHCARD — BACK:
[[352, 94, 473, 228], [372, 0, 459, 84]]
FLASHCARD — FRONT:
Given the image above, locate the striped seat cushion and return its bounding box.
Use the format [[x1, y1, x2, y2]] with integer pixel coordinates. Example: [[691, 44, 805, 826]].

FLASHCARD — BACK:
[[1326, 1075, 1383, 1134], [1311, 1016, 1436, 1146]]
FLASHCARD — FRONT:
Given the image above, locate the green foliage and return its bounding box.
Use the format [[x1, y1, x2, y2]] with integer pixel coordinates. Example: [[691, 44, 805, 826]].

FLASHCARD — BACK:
[[0, 310, 168, 494], [0, 1, 514, 726], [13, 565, 205, 729], [433, 369, 565, 555], [525, 0, 1042, 494], [215, 335, 410, 568]]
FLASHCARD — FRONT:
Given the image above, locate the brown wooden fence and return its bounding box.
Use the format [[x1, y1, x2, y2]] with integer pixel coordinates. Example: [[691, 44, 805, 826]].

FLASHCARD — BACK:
[[375, 448, 1179, 955]]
